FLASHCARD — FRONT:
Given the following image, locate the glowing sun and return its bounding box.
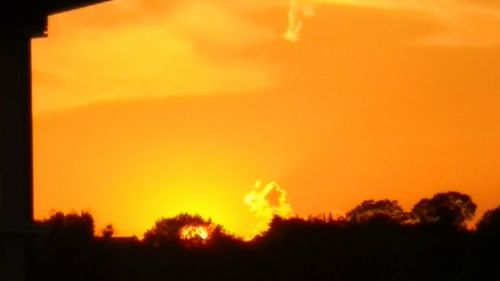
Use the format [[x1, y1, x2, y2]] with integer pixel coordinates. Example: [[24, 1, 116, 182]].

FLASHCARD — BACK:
[[180, 225, 211, 242]]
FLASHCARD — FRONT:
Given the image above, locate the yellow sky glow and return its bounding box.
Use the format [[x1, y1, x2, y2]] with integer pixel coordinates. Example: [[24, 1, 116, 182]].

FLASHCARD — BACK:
[[33, 0, 500, 238]]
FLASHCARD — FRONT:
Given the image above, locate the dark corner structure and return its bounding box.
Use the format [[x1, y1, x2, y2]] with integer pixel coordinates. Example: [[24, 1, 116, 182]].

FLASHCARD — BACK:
[[0, 1, 110, 280]]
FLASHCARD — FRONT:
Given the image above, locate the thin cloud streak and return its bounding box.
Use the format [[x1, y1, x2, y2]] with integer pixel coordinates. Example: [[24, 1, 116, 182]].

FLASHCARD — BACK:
[[314, 0, 500, 46], [283, 0, 316, 42], [33, 0, 277, 113]]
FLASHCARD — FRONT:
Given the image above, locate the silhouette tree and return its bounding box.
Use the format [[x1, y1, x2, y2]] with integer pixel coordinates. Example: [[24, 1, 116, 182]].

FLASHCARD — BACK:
[[411, 192, 476, 229], [41, 211, 95, 240], [476, 206, 500, 235], [346, 199, 409, 224], [101, 224, 114, 239], [28, 200, 500, 281], [143, 213, 211, 247]]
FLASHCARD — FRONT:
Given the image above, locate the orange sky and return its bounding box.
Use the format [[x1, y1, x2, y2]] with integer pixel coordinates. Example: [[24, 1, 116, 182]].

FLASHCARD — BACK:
[[32, 0, 500, 238]]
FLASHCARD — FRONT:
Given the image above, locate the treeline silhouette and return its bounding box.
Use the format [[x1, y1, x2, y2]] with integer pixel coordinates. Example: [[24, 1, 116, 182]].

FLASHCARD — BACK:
[[31, 191, 499, 281]]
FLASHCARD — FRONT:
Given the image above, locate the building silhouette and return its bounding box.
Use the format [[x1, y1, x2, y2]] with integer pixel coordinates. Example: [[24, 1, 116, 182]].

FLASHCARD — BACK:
[[0, 1, 110, 280]]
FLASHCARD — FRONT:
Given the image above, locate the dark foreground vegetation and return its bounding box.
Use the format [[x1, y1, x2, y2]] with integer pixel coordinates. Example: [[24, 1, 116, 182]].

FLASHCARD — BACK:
[[31, 191, 499, 281]]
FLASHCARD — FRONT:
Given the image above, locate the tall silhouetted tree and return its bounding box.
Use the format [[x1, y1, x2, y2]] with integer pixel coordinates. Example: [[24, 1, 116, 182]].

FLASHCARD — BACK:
[[411, 192, 476, 230], [346, 199, 409, 224]]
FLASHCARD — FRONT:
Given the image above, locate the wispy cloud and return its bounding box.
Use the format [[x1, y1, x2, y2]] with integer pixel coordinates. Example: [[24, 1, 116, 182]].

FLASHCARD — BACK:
[[283, 0, 316, 42], [33, 0, 276, 113], [244, 181, 294, 239]]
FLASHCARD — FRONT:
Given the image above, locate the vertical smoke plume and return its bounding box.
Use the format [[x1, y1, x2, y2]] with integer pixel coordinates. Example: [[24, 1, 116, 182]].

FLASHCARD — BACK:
[[283, 0, 316, 42], [244, 181, 294, 239]]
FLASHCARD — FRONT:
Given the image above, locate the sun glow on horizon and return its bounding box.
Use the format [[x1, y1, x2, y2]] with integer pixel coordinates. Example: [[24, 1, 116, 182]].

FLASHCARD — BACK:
[[180, 225, 211, 242]]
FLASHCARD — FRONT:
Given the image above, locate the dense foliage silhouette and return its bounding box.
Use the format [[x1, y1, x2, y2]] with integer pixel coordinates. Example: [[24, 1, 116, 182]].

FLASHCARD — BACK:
[[101, 224, 114, 239], [143, 213, 210, 247], [411, 192, 477, 230], [476, 206, 500, 236], [346, 199, 409, 224], [30, 192, 498, 281]]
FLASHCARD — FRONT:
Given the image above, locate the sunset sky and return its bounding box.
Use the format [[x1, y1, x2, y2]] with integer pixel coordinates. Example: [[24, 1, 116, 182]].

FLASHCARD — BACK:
[[32, 0, 500, 238]]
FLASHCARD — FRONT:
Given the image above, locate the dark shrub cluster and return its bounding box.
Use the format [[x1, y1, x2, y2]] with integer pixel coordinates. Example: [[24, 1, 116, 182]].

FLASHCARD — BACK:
[[31, 192, 499, 281]]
